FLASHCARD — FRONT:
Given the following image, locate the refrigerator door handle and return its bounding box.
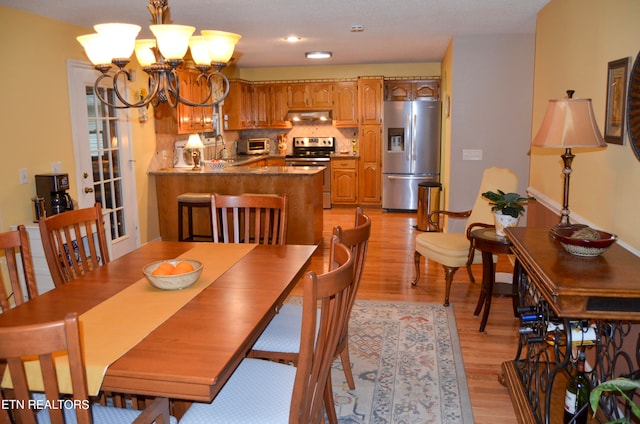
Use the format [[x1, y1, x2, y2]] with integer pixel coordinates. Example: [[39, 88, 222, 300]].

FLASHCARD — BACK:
[[412, 113, 417, 160], [386, 175, 431, 180], [406, 113, 411, 161]]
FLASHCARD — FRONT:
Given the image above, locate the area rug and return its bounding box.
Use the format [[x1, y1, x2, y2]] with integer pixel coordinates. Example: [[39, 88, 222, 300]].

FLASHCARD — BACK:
[[288, 298, 474, 423]]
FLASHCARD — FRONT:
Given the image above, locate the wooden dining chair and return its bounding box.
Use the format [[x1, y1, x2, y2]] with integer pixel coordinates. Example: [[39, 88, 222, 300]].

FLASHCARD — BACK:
[[249, 207, 371, 424], [0, 312, 172, 424], [210, 193, 288, 245], [0, 225, 38, 311], [178, 236, 355, 424], [39, 203, 110, 287]]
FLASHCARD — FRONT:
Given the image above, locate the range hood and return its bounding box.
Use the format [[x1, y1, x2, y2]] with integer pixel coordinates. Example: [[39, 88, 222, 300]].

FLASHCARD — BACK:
[[286, 110, 332, 122]]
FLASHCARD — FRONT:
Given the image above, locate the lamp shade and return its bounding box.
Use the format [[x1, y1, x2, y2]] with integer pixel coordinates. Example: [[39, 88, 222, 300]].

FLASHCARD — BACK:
[[532, 98, 607, 149], [94, 23, 141, 61], [201, 30, 241, 64], [77, 33, 113, 66], [150, 24, 196, 60], [185, 134, 204, 149], [188, 36, 212, 66], [134, 39, 157, 68]]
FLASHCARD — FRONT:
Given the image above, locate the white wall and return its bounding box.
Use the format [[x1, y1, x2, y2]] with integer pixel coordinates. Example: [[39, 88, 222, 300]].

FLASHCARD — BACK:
[[447, 34, 535, 233]]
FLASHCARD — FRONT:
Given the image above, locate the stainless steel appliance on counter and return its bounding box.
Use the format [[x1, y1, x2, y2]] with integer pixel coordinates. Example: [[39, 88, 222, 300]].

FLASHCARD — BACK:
[[285, 137, 334, 209], [382, 99, 441, 210], [237, 137, 270, 155]]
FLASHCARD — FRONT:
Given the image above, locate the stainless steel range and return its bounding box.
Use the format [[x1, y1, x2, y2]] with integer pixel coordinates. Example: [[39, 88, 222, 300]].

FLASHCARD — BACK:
[[285, 137, 335, 209]]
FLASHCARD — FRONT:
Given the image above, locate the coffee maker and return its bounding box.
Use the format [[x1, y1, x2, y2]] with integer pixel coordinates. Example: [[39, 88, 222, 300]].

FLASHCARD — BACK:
[[35, 173, 75, 216]]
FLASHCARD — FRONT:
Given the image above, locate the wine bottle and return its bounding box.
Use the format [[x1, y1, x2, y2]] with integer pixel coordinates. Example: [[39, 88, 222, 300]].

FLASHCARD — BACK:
[[563, 352, 591, 424]]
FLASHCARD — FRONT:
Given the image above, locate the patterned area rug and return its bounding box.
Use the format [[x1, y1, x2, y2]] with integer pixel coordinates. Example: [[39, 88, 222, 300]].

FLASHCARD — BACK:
[[287, 298, 474, 423]]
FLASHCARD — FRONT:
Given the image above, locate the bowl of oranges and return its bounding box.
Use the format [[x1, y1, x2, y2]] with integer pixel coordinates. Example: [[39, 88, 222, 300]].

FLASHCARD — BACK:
[[143, 259, 203, 290]]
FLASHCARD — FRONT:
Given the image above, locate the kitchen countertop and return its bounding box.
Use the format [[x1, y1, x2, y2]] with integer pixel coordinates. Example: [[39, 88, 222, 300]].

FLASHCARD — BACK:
[[150, 166, 324, 176]]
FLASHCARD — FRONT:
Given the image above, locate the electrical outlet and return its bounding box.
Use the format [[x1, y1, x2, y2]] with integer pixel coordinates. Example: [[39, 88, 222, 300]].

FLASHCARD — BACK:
[[19, 168, 28, 184], [51, 162, 62, 173]]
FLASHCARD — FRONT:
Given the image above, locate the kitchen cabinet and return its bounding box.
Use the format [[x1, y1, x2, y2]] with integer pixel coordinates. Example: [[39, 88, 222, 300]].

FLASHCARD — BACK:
[[358, 77, 383, 125], [154, 67, 214, 135], [384, 79, 440, 101], [252, 83, 269, 128], [287, 82, 333, 109], [223, 80, 253, 130], [358, 125, 382, 204], [333, 81, 358, 127], [331, 158, 358, 204], [224, 81, 291, 130], [357, 77, 383, 205], [269, 84, 290, 128]]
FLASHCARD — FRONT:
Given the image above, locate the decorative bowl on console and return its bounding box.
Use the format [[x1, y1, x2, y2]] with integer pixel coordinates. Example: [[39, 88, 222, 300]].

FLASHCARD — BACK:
[[551, 226, 617, 257]]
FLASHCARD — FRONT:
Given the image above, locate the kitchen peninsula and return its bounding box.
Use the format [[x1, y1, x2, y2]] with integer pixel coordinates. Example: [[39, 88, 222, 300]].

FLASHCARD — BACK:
[[149, 162, 324, 245]]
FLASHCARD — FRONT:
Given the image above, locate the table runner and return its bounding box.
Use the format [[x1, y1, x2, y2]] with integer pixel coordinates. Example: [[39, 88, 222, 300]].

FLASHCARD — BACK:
[[3, 243, 256, 396]]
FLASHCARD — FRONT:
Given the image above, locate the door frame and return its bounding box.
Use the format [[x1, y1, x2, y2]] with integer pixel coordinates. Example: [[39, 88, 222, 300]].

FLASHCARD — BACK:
[[66, 59, 140, 259]]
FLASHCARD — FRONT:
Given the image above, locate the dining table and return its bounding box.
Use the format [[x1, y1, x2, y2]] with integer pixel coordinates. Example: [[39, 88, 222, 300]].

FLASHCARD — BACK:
[[0, 240, 317, 414]]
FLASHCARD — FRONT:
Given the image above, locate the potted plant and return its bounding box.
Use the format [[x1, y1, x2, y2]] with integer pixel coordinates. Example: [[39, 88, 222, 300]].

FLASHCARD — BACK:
[[482, 190, 535, 236], [589, 377, 640, 423]]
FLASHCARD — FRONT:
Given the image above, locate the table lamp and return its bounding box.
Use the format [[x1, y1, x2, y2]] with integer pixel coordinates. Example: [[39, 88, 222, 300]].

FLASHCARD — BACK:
[[185, 134, 204, 169], [531, 90, 607, 229]]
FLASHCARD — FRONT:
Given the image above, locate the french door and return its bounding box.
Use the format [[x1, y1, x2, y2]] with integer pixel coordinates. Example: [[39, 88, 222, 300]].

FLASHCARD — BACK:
[[67, 60, 139, 259]]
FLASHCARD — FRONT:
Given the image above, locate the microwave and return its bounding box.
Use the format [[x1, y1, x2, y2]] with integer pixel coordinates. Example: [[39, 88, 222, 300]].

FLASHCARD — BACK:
[[237, 138, 270, 155]]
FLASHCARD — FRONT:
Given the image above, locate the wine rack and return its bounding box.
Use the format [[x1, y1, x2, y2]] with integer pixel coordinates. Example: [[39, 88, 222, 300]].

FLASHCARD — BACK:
[[509, 260, 639, 424]]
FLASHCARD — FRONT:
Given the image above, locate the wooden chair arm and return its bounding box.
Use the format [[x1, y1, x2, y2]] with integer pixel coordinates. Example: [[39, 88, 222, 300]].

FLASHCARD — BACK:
[[427, 209, 472, 232], [133, 397, 171, 424], [465, 222, 496, 267]]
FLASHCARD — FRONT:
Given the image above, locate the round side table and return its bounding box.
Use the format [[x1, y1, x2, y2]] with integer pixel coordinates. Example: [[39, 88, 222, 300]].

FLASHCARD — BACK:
[[470, 228, 517, 332]]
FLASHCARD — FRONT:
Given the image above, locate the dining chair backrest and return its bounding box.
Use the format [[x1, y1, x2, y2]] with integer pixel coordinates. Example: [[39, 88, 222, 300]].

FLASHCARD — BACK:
[[332, 207, 371, 348], [39, 203, 110, 287], [0, 312, 91, 424], [211, 193, 288, 245], [0, 225, 38, 311], [0, 312, 171, 424], [290, 236, 354, 423]]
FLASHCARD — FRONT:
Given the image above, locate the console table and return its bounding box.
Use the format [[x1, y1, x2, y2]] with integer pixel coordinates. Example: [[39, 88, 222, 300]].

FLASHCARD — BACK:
[[501, 227, 640, 424]]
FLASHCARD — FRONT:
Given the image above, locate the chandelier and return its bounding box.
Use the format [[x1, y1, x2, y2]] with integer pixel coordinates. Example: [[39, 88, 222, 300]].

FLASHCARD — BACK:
[[77, 0, 241, 109]]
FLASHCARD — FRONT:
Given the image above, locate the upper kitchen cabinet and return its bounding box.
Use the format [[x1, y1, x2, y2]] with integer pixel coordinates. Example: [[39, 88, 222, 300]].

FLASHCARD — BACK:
[[384, 79, 440, 101], [358, 77, 383, 125], [287, 82, 333, 109], [333, 81, 358, 127], [154, 67, 214, 134], [223, 80, 253, 130], [268, 83, 290, 128]]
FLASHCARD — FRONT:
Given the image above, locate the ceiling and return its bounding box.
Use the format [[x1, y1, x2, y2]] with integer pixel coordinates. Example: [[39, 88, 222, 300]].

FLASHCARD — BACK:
[[1, 0, 550, 68]]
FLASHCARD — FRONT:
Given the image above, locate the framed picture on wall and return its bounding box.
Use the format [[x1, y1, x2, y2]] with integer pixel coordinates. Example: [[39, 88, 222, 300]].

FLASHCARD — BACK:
[[604, 57, 630, 145]]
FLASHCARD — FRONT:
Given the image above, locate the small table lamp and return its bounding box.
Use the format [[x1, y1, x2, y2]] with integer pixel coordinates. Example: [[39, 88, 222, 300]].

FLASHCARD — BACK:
[[531, 90, 607, 228], [185, 134, 204, 169]]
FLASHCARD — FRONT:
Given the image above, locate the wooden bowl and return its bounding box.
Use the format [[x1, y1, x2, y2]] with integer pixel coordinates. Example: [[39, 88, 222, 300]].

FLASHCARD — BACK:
[[143, 260, 203, 290], [551, 227, 617, 257]]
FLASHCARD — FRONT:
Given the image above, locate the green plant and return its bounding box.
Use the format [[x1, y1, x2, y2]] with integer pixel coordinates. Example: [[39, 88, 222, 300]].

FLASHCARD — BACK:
[[481, 190, 535, 218], [589, 377, 640, 424]]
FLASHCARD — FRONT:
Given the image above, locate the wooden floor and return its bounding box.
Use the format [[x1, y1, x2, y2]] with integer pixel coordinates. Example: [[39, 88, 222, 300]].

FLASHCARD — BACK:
[[301, 206, 520, 424]]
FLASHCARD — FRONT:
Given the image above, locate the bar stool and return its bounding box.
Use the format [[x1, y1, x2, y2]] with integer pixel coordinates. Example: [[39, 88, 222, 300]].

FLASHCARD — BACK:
[[177, 193, 213, 241]]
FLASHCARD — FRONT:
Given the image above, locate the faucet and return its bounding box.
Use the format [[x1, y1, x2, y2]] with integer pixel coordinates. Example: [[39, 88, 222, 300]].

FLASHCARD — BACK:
[[214, 134, 226, 159]]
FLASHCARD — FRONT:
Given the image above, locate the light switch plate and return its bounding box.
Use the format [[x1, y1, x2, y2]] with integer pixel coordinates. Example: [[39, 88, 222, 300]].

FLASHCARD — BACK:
[[19, 168, 28, 184], [51, 162, 62, 173], [462, 149, 483, 160]]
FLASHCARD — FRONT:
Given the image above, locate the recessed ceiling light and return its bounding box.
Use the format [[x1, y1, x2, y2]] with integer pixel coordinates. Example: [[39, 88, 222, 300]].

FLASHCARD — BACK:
[[285, 35, 301, 42], [305, 51, 332, 59]]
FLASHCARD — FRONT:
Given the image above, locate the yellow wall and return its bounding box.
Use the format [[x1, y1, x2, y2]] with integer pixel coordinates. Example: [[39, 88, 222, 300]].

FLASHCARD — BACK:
[[531, 0, 640, 252], [0, 6, 159, 242], [234, 63, 441, 81]]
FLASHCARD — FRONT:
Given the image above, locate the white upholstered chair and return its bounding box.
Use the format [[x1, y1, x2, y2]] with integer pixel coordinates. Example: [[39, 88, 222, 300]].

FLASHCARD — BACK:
[[411, 167, 518, 306], [178, 236, 355, 424]]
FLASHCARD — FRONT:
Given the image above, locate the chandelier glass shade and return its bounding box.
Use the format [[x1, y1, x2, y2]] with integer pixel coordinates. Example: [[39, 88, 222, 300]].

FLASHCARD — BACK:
[[77, 0, 241, 109]]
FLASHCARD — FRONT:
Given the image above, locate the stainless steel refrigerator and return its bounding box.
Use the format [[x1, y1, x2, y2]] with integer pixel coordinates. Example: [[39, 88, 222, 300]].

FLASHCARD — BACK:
[[382, 99, 441, 210]]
